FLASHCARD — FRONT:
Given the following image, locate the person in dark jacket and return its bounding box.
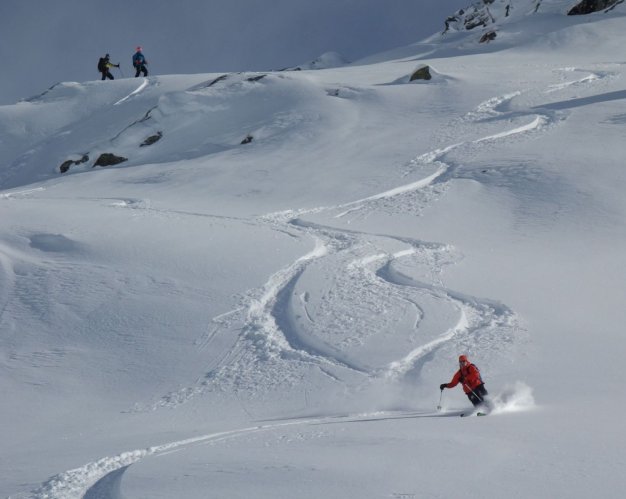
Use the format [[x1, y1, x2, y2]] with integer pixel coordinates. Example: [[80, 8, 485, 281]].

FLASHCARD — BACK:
[[440, 355, 489, 408], [98, 54, 119, 80], [132, 46, 148, 77]]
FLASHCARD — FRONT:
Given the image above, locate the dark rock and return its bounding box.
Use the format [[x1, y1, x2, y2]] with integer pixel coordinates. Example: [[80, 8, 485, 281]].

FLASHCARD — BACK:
[[140, 131, 163, 147], [479, 31, 497, 43], [93, 153, 128, 167], [568, 0, 620, 15], [59, 154, 89, 173], [59, 161, 72, 173], [442, 3, 496, 33], [409, 65, 432, 82], [246, 75, 266, 83], [241, 134, 254, 145], [464, 10, 490, 30], [207, 74, 230, 87]]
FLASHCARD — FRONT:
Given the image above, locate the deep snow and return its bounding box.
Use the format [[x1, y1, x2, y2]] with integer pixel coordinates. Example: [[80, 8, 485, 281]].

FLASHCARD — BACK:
[[1, 1, 626, 497]]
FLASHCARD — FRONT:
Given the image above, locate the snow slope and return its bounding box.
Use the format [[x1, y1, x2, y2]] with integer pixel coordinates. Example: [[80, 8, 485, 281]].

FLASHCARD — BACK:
[[1, 1, 626, 497]]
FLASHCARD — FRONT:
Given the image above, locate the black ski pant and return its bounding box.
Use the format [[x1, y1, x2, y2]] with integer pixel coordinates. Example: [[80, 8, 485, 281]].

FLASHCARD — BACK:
[[466, 383, 488, 407], [101, 70, 114, 80], [134, 65, 148, 77]]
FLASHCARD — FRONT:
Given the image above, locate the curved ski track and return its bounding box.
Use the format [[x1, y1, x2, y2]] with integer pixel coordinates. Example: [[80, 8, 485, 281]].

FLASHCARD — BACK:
[[152, 85, 555, 406], [31, 409, 462, 499]]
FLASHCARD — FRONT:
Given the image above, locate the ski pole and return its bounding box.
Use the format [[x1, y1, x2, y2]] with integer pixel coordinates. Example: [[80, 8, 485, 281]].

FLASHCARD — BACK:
[[437, 389, 444, 411], [463, 382, 489, 408], [118, 65, 125, 78], [463, 382, 481, 401]]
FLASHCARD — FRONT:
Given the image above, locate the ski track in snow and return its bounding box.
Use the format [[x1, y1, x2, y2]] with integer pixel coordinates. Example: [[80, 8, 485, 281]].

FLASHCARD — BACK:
[[27, 408, 493, 499], [26, 413, 350, 498], [0, 187, 45, 199], [26, 66, 610, 496], [113, 78, 150, 106], [148, 91, 545, 407], [211, 90, 547, 384], [139, 79, 575, 410], [377, 261, 515, 380], [546, 67, 618, 93], [33, 389, 536, 499]]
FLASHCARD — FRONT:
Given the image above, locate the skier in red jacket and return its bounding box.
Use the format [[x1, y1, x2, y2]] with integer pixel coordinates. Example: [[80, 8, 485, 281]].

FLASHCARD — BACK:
[[440, 355, 489, 408]]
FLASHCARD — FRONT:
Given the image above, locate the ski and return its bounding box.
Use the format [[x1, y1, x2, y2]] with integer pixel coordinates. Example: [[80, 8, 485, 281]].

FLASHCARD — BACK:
[[460, 411, 488, 417]]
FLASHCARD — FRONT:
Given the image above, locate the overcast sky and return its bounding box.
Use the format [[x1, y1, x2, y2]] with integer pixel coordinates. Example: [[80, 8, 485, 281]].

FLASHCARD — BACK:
[[0, 0, 469, 104]]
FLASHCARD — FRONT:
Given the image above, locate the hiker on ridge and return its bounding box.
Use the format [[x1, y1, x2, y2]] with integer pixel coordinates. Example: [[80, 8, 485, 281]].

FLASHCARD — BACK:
[[98, 54, 120, 80], [132, 46, 148, 77]]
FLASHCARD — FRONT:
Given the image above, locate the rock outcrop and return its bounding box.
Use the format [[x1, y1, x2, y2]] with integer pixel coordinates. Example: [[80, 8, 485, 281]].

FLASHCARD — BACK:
[[59, 154, 89, 173], [479, 30, 497, 43], [568, 0, 621, 15], [409, 65, 432, 81], [93, 153, 128, 167], [442, 0, 622, 33], [140, 131, 163, 147]]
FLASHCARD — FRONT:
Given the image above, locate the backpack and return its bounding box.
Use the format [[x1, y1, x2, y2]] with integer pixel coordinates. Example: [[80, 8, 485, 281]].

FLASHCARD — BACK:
[[98, 58, 107, 72]]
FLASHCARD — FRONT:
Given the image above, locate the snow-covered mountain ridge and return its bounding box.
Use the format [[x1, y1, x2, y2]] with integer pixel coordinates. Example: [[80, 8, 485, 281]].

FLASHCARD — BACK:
[[2, 1, 623, 190], [1, 3, 626, 498]]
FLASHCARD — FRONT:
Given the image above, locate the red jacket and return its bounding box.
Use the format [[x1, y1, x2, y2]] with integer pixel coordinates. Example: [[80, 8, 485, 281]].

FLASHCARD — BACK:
[[446, 363, 483, 393]]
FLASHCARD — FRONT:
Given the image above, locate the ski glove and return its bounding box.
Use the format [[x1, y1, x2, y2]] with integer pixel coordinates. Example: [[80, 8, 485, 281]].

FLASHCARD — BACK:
[[440, 383, 447, 390]]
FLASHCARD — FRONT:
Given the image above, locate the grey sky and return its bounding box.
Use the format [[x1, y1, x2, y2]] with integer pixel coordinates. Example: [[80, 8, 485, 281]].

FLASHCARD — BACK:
[[0, 0, 469, 104]]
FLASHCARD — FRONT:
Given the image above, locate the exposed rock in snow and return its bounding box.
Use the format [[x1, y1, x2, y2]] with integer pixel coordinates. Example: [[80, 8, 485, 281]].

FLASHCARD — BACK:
[[93, 153, 128, 167], [59, 154, 89, 173], [479, 30, 498, 42], [568, 0, 621, 15], [140, 131, 163, 147], [442, 0, 622, 36], [409, 65, 432, 81]]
